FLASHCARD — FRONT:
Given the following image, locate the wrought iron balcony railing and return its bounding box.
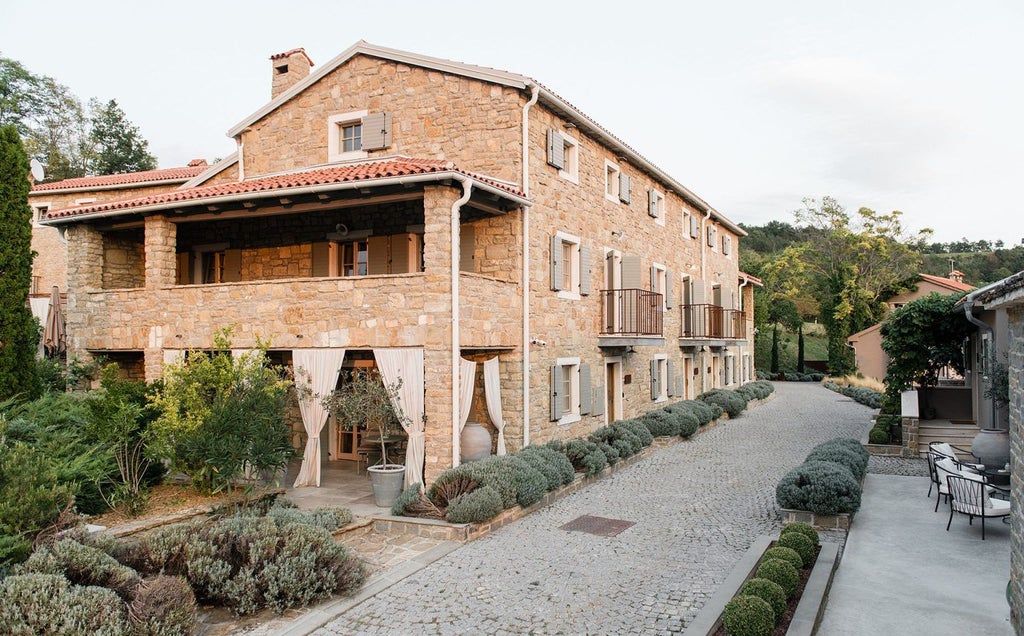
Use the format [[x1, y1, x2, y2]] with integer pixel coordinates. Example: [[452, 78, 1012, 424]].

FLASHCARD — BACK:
[[600, 288, 663, 337], [680, 303, 745, 339]]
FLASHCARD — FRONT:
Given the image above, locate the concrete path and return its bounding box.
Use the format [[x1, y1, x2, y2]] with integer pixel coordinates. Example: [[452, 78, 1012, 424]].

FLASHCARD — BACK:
[[309, 383, 872, 635], [819, 473, 1013, 635]]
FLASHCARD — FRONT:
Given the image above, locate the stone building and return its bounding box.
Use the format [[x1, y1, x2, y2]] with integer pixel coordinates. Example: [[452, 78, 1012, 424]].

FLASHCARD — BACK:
[[40, 42, 756, 485]]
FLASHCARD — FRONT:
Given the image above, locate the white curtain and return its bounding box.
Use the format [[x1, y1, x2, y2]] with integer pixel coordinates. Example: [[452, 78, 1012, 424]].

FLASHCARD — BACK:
[[28, 297, 50, 359], [483, 356, 507, 455], [162, 349, 184, 368], [292, 348, 346, 488], [459, 357, 476, 432], [373, 347, 424, 488]]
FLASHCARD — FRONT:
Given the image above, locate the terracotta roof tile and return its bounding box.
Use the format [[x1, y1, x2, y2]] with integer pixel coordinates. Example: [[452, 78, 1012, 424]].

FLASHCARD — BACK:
[[32, 164, 208, 192], [919, 273, 975, 293], [44, 158, 524, 221]]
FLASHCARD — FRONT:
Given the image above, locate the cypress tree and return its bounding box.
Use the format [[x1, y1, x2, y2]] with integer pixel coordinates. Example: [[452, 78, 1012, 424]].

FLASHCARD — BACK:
[[797, 323, 805, 373], [0, 124, 39, 400]]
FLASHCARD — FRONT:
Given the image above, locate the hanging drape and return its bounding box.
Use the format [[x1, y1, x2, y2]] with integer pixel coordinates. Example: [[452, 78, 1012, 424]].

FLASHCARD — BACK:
[[292, 348, 346, 488], [373, 347, 424, 487], [459, 357, 476, 432], [28, 297, 50, 359], [483, 356, 507, 455]]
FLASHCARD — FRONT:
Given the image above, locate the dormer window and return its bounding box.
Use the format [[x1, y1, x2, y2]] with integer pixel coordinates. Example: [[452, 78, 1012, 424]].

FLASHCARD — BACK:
[[339, 122, 362, 153], [327, 110, 391, 163]]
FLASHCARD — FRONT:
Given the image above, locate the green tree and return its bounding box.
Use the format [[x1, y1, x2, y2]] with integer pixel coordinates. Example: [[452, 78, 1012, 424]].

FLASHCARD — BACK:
[[0, 57, 44, 136], [792, 196, 926, 375], [88, 99, 156, 175], [0, 125, 39, 400]]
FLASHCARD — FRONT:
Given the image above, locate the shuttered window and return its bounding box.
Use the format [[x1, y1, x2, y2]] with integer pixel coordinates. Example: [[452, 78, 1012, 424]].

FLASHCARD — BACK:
[[546, 129, 565, 170], [605, 160, 621, 202], [690, 215, 700, 239], [619, 172, 631, 204], [707, 225, 718, 248], [723, 235, 732, 255], [460, 225, 476, 273], [551, 358, 582, 423], [579, 364, 592, 415], [361, 112, 391, 150], [667, 360, 676, 397], [550, 232, 584, 298], [648, 189, 665, 223], [652, 356, 668, 401]]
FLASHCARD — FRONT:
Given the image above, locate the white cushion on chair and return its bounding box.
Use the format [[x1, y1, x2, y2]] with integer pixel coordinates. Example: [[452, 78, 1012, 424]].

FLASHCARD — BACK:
[[933, 442, 957, 458], [988, 498, 1011, 515]]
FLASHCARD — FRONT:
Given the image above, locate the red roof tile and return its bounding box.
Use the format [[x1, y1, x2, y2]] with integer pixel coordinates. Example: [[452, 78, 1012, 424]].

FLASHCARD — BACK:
[[44, 158, 524, 220], [32, 164, 208, 192], [919, 273, 975, 293]]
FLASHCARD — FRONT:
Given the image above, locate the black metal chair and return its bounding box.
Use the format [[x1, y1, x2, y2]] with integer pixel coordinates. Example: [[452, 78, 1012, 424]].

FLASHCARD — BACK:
[[945, 474, 1011, 540]]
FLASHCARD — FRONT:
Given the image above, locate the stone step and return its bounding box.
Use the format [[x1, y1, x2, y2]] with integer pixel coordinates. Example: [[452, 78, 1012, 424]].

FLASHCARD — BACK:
[[917, 423, 979, 458]]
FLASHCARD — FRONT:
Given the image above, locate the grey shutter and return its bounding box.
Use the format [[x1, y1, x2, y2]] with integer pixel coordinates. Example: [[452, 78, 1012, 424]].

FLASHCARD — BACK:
[[723, 235, 732, 255], [550, 365, 563, 421], [222, 249, 242, 283], [550, 235, 563, 291], [690, 215, 700, 238], [665, 270, 674, 309], [621, 255, 642, 289], [460, 224, 475, 272], [650, 359, 660, 400], [592, 381, 605, 417], [579, 364, 592, 415], [546, 129, 565, 170], [367, 236, 389, 274], [667, 360, 676, 397], [579, 245, 591, 296], [360, 112, 391, 150], [619, 173, 631, 204], [311, 242, 331, 277], [648, 190, 658, 217], [692, 278, 706, 304], [707, 225, 717, 247], [650, 265, 658, 292]]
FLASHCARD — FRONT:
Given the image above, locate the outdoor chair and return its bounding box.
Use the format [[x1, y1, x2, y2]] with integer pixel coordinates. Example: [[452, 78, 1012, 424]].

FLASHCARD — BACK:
[[933, 456, 997, 512], [929, 441, 983, 470], [945, 474, 1011, 540]]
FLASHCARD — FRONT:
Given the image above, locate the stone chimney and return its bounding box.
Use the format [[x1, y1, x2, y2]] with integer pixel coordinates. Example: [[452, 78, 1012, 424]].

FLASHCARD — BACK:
[[270, 48, 314, 99], [950, 270, 965, 283]]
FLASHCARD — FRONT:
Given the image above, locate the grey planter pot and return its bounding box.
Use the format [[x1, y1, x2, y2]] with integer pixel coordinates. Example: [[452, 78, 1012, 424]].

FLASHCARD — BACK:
[[367, 464, 405, 508], [971, 428, 1010, 468]]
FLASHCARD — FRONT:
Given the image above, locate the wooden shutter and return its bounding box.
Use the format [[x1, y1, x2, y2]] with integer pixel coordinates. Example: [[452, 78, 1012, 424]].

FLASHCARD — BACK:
[[579, 245, 591, 296], [311, 242, 331, 277], [390, 233, 414, 274], [546, 129, 565, 170], [667, 360, 676, 396], [459, 225, 475, 273], [367, 236, 389, 274], [648, 190, 658, 217], [361, 112, 391, 150], [222, 249, 242, 282], [550, 365, 563, 421], [550, 235, 563, 291], [621, 255, 642, 289], [650, 359, 660, 400], [690, 215, 700, 238], [175, 252, 191, 285], [619, 173, 631, 204], [579, 364, 592, 415], [592, 381, 605, 417]]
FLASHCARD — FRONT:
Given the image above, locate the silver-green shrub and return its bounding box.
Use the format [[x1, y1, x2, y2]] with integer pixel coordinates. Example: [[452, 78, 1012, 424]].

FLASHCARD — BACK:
[[446, 485, 503, 523], [0, 573, 129, 635], [775, 460, 862, 515], [129, 574, 197, 636], [519, 446, 575, 488], [697, 388, 748, 417], [805, 444, 867, 481], [640, 409, 680, 436], [19, 538, 141, 600]]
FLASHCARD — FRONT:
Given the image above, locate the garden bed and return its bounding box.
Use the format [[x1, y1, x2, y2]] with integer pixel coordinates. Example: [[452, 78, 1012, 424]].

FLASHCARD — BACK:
[[779, 508, 854, 531], [689, 534, 840, 636]]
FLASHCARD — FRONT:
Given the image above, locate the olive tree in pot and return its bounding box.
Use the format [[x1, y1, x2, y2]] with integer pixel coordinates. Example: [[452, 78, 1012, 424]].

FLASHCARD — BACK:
[[323, 370, 408, 507]]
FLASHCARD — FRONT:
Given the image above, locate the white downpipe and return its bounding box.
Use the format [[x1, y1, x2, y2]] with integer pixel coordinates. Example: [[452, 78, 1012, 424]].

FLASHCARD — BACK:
[[521, 83, 539, 448], [701, 209, 712, 393], [451, 176, 473, 467], [237, 139, 245, 181], [739, 276, 749, 381]]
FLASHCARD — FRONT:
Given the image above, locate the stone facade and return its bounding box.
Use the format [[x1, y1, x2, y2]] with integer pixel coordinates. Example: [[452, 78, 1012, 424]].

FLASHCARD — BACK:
[[53, 44, 754, 485], [1008, 305, 1022, 633]]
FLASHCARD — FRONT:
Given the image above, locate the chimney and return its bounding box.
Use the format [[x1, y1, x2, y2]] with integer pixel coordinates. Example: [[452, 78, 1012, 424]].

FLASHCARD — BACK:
[[949, 270, 965, 283], [270, 48, 314, 99]]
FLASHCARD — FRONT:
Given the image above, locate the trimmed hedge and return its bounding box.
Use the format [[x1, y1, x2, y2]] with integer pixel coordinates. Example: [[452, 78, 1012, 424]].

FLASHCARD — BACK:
[[780, 521, 819, 546], [446, 486, 504, 524], [762, 546, 802, 570], [776, 460, 862, 515], [805, 445, 868, 481], [823, 381, 883, 409], [518, 446, 576, 491], [722, 594, 775, 636], [0, 573, 130, 636], [756, 558, 800, 597], [639, 409, 680, 436], [19, 538, 141, 600], [738, 577, 787, 622], [777, 532, 815, 567], [697, 389, 748, 417]]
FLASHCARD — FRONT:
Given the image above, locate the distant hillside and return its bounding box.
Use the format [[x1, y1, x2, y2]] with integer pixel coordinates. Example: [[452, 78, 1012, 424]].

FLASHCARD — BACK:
[[920, 247, 1024, 287]]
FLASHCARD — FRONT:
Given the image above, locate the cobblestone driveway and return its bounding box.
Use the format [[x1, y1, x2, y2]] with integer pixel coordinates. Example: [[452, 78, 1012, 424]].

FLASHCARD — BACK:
[[318, 382, 873, 635]]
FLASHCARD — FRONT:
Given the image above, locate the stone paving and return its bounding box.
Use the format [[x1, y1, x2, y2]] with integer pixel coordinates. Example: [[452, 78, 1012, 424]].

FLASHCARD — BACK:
[[867, 454, 928, 477], [315, 382, 874, 635]]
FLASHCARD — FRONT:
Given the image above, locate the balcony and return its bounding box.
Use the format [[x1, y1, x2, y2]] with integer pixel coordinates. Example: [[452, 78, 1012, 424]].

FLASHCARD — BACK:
[[598, 288, 665, 347], [679, 303, 747, 348]]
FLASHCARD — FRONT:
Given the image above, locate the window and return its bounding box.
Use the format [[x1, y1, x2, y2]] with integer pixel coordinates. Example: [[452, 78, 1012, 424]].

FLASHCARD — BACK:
[[341, 240, 368, 276], [546, 129, 579, 183], [651, 355, 669, 402], [648, 189, 665, 225], [707, 224, 718, 249], [550, 231, 590, 299], [202, 251, 225, 284], [550, 357, 582, 424], [31, 203, 50, 225], [605, 160, 620, 202], [650, 263, 673, 310], [328, 110, 369, 162]]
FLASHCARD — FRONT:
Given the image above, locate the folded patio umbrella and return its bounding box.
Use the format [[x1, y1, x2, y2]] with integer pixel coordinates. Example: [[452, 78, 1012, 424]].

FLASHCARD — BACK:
[[43, 285, 66, 358]]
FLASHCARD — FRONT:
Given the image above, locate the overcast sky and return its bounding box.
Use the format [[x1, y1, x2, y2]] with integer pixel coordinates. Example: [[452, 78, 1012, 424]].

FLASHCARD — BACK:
[[3, 0, 1021, 244]]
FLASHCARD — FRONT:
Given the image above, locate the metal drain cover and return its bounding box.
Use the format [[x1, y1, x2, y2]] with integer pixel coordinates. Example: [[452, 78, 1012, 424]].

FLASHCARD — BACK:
[[560, 514, 635, 537]]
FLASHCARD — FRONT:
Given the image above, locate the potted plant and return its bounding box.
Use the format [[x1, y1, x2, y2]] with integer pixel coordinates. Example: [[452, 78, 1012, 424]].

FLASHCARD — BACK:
[[323, 370, 408, 507]]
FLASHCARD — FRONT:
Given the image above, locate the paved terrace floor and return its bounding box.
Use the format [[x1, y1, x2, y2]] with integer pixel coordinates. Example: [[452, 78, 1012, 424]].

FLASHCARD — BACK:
[[312, 382, 874, 635]]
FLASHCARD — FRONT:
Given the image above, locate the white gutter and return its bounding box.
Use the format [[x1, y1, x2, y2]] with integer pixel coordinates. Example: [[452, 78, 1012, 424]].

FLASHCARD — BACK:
[[40, 172, 530, 226], [521, 83, 539, 448], [451, 176, 473, 467]]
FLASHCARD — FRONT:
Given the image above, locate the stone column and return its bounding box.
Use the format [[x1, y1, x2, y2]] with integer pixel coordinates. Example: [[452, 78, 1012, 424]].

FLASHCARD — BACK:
[[65, 224, 103, 365], [144, 214, 176, 289], [421, 184, 460, 483], [1007, 305, 1022, 634]]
